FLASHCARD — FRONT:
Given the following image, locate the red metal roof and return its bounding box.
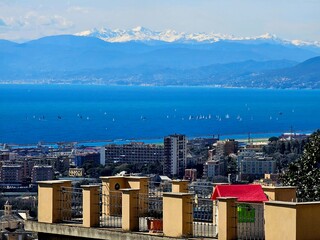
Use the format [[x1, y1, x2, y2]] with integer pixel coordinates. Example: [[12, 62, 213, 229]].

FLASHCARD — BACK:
[[211, 184, 268, 202]]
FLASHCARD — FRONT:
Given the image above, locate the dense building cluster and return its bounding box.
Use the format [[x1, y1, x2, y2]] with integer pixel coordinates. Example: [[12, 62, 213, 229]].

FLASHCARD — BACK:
[[0, 133, 310, 191]]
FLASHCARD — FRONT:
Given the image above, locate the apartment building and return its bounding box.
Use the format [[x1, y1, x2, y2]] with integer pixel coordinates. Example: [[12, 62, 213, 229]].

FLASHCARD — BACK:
[[104, 142, 163, 164], [31, 165, 54, 183], [238, 151, 276, 180], [0, 164, 23, 183], [163, 134, 187, 177]]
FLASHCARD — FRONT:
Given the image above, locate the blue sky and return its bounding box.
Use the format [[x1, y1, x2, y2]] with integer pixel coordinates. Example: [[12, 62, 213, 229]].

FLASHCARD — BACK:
[[0, 0, 319, 42]]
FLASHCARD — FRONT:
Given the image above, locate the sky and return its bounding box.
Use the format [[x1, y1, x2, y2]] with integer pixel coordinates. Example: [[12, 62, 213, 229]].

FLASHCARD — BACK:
[[0, 0, 319, 42]]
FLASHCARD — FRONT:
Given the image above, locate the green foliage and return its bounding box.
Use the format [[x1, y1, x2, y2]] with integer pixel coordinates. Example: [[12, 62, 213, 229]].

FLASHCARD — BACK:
[[80, 159, 164, 179], [263, 138, 306, 172], [268, 136, 279, 142], [226, 154, 238, 174], [281, 130, 320, 201], [113, 163, 131, 175], [100, 165, 114, 176]]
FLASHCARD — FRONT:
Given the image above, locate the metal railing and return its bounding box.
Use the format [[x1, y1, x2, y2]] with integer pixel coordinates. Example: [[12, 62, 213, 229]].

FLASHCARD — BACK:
[[60, 187, 83, 223], [138, 191, 163, 233], [55, 181, 232, 239], [236, 202, 264, 240], [100, 190, 122, 228], [188, 183, 217, 238], [188, 183, 214, 197], [149, 181, 172, 195], [192, 195, 217, 238]]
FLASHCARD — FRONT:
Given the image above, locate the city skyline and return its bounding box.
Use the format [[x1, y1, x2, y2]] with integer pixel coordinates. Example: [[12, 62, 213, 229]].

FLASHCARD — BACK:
[[0, 0, 319, 42]]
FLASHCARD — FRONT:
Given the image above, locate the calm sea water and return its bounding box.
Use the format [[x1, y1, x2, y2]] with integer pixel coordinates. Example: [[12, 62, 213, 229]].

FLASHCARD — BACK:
[[0, 84, 319, 144]]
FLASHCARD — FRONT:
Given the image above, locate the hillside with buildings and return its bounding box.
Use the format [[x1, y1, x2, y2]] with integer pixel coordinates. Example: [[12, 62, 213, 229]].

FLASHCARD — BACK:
[[1, 34, 319, 88]]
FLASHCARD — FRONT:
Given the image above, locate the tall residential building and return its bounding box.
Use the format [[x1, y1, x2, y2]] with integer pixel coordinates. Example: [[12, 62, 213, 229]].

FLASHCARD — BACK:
[[31, 165, 54, 183], [163, 134, 187, 177], [0, 165, 23, 183]]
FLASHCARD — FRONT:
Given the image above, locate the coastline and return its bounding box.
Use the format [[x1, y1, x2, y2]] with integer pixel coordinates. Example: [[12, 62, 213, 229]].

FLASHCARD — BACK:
[[1, 131, 312, 148], [0, 82, 317, 91]]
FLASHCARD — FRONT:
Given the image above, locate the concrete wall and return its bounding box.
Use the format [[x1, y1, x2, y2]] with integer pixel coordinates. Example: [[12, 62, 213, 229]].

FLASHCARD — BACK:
[[163, 193, 193, 238], [265, 201, 320, 240], [37, 180, 72, 223], [121, 189, 139, 231], [217, 197, 237, 240], [296, 202, 320, 240], [26, 221, 187, 240], [171, 180, 189, 193], [263, 186, 296, 202], [82, 185, 100, 227], [101, 177, 126, 216], [100, 176, 149, 216]]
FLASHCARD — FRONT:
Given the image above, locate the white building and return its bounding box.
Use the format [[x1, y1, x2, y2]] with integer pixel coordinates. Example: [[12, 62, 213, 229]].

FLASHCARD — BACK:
[[203, 160, 225, 179], [238, 150, 276, 180], [163, 134, 187, 177]]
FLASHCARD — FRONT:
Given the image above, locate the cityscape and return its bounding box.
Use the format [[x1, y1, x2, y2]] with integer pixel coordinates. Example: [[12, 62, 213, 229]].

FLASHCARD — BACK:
[[0, 0, 320, 240]]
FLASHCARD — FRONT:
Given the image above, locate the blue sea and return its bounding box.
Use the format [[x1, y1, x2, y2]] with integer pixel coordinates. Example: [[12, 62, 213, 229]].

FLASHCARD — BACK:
[[0, 84, 319, 145]]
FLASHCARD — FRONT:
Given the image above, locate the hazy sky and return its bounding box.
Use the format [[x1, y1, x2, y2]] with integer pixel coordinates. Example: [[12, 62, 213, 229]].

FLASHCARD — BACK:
[[0, 0, 319, 42]]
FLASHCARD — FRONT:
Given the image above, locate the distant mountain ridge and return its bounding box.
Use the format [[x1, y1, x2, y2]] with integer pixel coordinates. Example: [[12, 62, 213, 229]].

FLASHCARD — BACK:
[[75, 26, 320, 47], [0, 34, 319, 88], [247, 56, 320, 88]]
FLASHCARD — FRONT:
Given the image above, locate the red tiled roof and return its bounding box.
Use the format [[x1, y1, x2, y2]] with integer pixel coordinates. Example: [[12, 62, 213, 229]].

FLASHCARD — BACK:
[[211, 184, 268, 202]]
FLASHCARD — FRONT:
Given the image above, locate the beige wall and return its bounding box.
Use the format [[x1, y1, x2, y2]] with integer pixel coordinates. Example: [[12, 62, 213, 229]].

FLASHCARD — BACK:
[[296, 203, 320, 239], [163, 193, 193, 238], [263, 186, 296, 202], [217, 197, 237, 240], [82, 185, 100, 227], [100, 177, 126, 216], [265, 201, 320, 240], [38, 180, 72, 223], [121, 189, 139, 231], [100, 176, 149, 216], [265, 202, 297, 240], [171, 180, 189, 193]]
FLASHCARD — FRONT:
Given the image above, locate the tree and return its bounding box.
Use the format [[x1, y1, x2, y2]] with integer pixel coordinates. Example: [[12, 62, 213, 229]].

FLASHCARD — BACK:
[[226, 154, 238, 174], [101, 165, 115, 176], [268, 136, 279, 142], [281, 130, 320, 202]]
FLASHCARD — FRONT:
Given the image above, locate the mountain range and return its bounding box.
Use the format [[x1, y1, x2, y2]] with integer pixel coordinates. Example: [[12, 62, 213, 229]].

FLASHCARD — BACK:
[[0, 27, 320, 88], [76, 26, 320, 47]]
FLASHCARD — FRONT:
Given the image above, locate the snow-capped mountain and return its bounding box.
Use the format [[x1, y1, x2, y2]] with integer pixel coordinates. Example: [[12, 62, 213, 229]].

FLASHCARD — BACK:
[[75, 26, 320, 47]]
